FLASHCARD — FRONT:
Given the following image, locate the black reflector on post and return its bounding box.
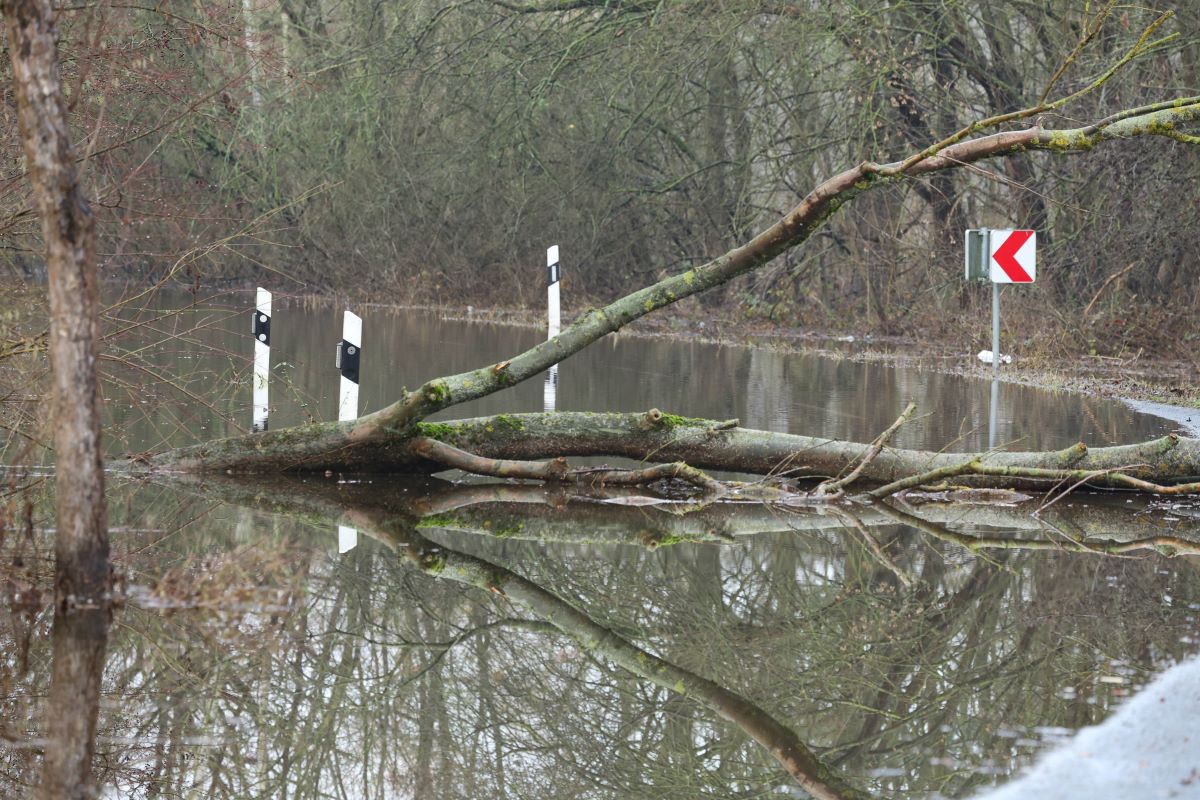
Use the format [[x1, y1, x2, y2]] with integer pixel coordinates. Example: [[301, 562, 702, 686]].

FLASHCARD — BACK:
[[336, 340, 361, 384]]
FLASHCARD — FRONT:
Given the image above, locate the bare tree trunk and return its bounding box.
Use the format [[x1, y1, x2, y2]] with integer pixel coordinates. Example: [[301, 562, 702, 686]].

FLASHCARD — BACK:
[[2, 0, 108, 603]]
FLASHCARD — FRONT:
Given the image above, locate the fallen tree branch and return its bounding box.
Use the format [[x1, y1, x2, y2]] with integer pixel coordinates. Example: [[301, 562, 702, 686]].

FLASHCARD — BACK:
[[818, 399, 916, 496], [973, 463, 1200, 495], [863, 459, 983, 500], [411, 435, 724, 494], [412, 436, 571, 481]]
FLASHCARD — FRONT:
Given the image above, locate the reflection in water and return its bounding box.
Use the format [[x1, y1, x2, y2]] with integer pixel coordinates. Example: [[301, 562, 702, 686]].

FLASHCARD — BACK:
[[97, 291, 1176, 457], [543, 365, 558, 413], [5, 474, 1199, 798], [989, 379, 999, 450], [5, 293, 1200, 798], [39, 607, 110, 799]]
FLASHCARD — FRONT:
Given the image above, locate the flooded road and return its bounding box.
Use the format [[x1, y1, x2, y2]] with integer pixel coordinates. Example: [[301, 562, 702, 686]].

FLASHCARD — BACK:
[[3, 289, 1199, 798]]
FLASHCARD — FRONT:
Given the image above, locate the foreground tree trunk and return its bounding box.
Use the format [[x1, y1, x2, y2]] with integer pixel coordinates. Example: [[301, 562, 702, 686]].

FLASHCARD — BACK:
[[4, 3, 110, 795], [4, 0, 108, 604]]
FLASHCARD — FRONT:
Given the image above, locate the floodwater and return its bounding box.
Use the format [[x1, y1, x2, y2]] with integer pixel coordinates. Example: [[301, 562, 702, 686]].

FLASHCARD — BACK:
[[3, 288, 1200, 799]]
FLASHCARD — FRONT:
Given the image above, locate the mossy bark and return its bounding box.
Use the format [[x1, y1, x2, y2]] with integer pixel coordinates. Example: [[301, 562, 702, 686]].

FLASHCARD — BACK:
[[143, 410, 1200, 493]]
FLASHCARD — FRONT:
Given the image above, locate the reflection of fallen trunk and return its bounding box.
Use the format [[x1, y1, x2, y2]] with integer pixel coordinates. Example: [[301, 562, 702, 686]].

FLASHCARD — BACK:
[[156, 473, 867, 796], [373, 521, 872, 800], [156, 472, 1200, 556], [878, 503, 1200, 557]]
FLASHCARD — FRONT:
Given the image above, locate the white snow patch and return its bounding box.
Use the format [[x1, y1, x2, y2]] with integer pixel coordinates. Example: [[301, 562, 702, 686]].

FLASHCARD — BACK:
[[971, 657, 1200, 799]]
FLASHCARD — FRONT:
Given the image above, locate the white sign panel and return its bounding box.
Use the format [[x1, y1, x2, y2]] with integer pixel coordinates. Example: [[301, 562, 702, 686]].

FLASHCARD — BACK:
[[988, 229, 1036, 284]]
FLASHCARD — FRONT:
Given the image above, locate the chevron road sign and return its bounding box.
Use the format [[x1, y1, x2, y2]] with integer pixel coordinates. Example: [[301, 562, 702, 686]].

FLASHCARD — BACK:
[[965, 228, 1038, 375], [989, 229, 1036, 283]]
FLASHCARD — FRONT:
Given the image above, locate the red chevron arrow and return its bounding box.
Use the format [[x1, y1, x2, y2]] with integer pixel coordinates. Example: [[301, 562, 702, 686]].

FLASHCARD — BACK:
[[993, 230, 1034, 282]]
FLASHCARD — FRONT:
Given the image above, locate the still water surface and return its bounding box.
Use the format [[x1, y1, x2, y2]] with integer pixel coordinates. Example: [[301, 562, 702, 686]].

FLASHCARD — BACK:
[[4, 289, 1200, 798]]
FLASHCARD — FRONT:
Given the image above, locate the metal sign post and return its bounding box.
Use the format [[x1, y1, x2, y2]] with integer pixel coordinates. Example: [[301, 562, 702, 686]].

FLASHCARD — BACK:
[[965, 228, 1036, 373], [992, 280, 1000, 376], [967, 229, 1036, 451]]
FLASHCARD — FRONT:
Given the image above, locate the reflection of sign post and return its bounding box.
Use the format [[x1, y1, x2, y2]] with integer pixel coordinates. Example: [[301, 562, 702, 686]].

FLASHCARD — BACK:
[[965, 229, 1036, 374]]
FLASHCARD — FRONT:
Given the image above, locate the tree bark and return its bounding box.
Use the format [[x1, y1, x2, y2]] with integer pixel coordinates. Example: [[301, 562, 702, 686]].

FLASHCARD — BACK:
[[144, 409, 1200, 493], [3, 0, 108, 603]]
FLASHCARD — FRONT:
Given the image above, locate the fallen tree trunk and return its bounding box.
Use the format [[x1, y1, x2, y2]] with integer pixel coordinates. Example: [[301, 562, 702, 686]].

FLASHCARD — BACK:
[[141, 409, 1200, 494], [130, 73, 1200, 490]]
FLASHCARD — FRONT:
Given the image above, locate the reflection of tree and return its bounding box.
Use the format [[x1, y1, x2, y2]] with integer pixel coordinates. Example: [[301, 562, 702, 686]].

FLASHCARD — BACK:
[[375, 521, 868, 800], [39, 607, 109, 799], [5, 479, 1200, 797]]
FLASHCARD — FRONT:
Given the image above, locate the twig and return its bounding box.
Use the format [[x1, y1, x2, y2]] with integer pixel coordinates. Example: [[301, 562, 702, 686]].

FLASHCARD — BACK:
[[1033, 466, 1140, 516], [861, 458, 982, 501], [1038, 0, 1116, 104], [1083, 262, 1137, 318], [410, 437, 723, 493], [819, 400, 917, 496], [875, 10, 1176, 179]]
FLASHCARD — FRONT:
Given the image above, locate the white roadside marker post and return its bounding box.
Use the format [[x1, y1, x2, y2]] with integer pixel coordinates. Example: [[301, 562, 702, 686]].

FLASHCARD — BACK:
[[252, 288, 271, 432], [335, 309, 362, 553], [544, 245, 561, 413], [547, 244, 561, 338], [336, 310, 362, 423]]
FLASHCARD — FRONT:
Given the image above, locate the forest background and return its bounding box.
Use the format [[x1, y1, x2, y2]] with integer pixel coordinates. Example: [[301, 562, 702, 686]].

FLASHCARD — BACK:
[[2, 0, 1199, 360]]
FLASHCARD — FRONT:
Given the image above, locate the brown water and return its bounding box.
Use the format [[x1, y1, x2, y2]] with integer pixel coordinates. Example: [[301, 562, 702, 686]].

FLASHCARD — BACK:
[[3, 288, 1200, 799]]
